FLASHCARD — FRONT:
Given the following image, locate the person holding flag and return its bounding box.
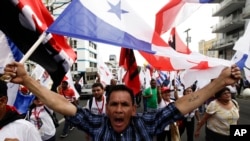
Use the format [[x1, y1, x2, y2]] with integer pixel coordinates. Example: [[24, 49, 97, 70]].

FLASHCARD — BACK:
[[3, 62, 241, 141]]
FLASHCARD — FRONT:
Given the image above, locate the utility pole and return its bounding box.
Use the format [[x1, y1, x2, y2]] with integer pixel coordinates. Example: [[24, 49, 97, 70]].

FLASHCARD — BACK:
[[184, 28, 191, 48]]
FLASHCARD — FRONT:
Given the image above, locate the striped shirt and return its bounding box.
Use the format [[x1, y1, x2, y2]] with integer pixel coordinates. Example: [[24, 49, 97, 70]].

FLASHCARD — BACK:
[[66, 103, 183, 141]]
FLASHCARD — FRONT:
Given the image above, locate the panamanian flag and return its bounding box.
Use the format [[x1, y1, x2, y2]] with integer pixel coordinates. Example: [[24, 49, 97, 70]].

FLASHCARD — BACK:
[[155, 0, 215, 35], [47, 0, 158, 53], [47, 0, 205, 70]]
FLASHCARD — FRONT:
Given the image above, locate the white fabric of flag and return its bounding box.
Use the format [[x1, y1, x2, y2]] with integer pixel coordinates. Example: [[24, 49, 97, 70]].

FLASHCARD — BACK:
[[0, 30, 22, 106]]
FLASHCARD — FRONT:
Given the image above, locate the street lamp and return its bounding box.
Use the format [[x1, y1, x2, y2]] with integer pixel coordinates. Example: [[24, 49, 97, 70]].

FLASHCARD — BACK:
[[184, 28, 191, 48]]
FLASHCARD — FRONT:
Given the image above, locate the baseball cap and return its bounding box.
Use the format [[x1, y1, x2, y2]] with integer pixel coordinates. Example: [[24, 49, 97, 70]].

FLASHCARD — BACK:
[[161, 87, 171, 92]]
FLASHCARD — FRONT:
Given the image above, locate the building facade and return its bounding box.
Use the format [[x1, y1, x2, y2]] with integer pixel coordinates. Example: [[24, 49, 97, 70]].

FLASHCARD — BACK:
[[205, 0, 249, 59]]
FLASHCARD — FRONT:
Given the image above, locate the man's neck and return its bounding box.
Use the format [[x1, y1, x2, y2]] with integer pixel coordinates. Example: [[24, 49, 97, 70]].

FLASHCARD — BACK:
[[0, 107, 6, 120], [95, 95, 103, 102]]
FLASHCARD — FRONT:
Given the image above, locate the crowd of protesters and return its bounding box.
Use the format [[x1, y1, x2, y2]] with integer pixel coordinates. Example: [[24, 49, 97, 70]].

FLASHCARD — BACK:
[[0, 61, 242, 141]]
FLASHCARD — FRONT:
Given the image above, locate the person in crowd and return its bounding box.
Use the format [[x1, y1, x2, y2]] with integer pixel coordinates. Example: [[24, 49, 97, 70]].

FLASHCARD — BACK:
[[157, 86, 178, 141], [74, 79, 82, 94], [84, 82, 106, 141], [194, 87, 239, 141], [105, 78, 117, 96], [143, 78, 159, 112], [85, 82, 106, 115], [57, 80, 77, 138], [176, 87, 201, 141], [0, 79, 42, 141], [243, 78, 250, 89], [135, 90, 142, 108], [3, 62, 241, 141], [235, 78, 243, 96], [139, 66, 152, 110], [27, 97, 56, 141], [169, 79, 185, 100]]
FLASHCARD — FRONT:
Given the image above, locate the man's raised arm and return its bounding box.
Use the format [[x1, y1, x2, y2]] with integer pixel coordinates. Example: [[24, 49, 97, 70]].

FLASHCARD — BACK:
[[175, 65, 241, 115], [3, 61, 77, 116]]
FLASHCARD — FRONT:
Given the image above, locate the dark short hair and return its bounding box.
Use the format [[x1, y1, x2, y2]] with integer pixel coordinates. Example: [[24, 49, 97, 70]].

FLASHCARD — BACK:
[[0, 79, 8, 98], [106, 85, 135, 105], [92, 82, 104, 89], [215, 87, 230, 99], [61, 81, 68, 85]]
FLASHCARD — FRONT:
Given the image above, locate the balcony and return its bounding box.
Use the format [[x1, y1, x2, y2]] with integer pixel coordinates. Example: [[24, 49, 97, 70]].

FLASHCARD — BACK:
[[212, 14, 245, 33], [212, 0, 246, 16], [210, 34, 239, 50], [242, 4, 250, 19]]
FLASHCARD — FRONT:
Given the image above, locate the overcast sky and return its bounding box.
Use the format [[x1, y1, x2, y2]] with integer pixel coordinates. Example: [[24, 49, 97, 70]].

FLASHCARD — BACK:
[[98, 1, 219, 66]]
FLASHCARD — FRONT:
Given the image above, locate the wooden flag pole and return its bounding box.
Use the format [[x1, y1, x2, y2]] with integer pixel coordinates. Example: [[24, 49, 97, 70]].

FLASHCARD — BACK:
[[20, 32, 47, 63], [1, 32, 47, 81]]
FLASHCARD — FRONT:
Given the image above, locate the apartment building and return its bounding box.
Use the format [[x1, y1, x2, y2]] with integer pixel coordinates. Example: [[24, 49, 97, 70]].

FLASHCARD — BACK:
[[208, 0, 248, 60]]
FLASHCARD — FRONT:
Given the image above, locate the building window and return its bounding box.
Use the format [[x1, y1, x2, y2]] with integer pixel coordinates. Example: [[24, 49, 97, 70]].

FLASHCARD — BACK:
[[89, 41, 97, 50], [90, 62, 97, 67], [89, 52, 97, 59], [70, 38, 77, 48]]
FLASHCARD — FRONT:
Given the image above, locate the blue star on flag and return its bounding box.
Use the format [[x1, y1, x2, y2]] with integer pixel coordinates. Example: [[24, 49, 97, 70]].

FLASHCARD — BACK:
[[108, 0, 128, 19]]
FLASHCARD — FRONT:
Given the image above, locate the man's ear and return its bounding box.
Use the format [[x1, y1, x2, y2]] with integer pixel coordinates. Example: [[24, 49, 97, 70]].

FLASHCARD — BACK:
[[132, 104, 136, 116], [105, 104, 110, 116], [2, 96, 8, 104]]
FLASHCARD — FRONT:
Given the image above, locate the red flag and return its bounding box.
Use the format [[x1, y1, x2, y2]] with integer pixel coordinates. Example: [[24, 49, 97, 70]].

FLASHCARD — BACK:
[[168, 27, 191, 54], [155, 0, 202, 35], [155, 0, 184, 34], [0, 0, 76, 92], [119, 48, 141, 95]]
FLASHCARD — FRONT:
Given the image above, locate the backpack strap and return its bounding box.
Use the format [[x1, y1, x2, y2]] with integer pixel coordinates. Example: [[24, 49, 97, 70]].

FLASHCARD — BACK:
[[26, 103, 36, 120], [88, 98, 93, 110], [44, 106, 59, 128], [44, 106, 52, 116]]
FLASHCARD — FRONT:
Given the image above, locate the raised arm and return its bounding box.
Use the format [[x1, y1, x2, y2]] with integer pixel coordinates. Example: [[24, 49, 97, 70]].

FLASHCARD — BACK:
[[174, 65, 241, 115], [3, 62, 77, 116]]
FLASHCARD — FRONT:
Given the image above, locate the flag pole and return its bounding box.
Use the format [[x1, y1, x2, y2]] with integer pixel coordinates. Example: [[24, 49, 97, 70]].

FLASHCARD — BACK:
[[1, 32, 47, 82], [20, 32, 47, 63]]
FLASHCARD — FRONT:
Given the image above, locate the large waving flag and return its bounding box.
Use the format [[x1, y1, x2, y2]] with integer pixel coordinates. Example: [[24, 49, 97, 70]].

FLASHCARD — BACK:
[[47, 0, 157, 53], [46, 0, 195, 70], [47, 0, 232, 73], [0, 0, 76, 92], [155, 0, 214, 35]]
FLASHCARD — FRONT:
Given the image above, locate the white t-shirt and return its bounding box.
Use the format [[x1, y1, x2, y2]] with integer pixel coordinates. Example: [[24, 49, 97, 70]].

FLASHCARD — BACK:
[[85, 96, 106, 115], [0, 119, 42, 141], [30, 106, 56, 140]]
